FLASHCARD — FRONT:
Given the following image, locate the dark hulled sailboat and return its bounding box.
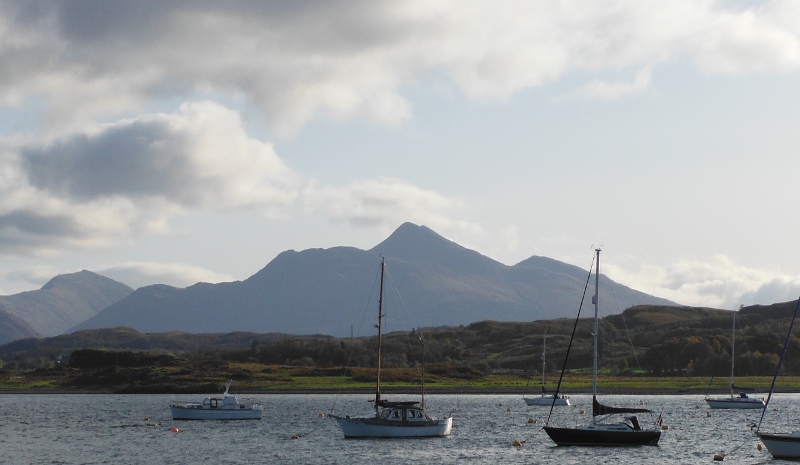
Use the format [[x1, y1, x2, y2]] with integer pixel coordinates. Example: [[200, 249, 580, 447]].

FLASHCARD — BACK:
[[543, 248, 661, 446]]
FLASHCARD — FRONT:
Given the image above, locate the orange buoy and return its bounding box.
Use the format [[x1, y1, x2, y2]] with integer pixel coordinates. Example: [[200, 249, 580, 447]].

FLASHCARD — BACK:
[[171, 427, 179, 433], [318, 413, 325, 417], [512, 440, 523, 447], [758, 444, 763, 451], [527, 418, 536, 424], [292, 434, 300, 439]]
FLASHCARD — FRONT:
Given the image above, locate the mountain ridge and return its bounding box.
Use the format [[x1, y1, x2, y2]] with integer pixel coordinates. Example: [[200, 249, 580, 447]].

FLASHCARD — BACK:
[[71, 223, 676, 337], [0, 270, 133, 344]]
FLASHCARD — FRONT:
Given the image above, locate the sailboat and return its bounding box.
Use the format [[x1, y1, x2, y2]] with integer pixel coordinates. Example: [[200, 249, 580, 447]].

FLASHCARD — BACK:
[[331, 258, 453, 438], [755, 297, 800, 460], [523, 331, 570, 406], [704, 306, 765, 409], [543, 248, 662, 446]]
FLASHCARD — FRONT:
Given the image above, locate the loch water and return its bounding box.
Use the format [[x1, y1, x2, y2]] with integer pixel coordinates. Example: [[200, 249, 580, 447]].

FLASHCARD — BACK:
[[2, 392, 799, 464]]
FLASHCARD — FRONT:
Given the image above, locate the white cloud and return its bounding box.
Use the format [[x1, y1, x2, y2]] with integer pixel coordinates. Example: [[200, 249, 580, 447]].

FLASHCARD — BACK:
[[0, 101, 470, 258], [0, 265, 59, 295], [603, 254, 800, 308], [0, 101, 304, 255], [569, 68, 653, 101], [96, 261, 235, 290], [1, 1, 799, 136], [320, 177, 473, 232]]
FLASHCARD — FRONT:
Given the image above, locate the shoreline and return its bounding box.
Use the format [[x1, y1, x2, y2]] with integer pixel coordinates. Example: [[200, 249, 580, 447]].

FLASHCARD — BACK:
[[0, 387, 794, 395]]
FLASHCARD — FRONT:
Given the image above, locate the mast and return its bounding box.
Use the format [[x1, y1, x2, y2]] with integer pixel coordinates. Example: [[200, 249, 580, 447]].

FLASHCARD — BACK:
[[592, 248, 600, 423], [729, 306, 740, 399], [730, 308, 735, 399], [541, 331, 547, 392], [375, 257, 385, 412]]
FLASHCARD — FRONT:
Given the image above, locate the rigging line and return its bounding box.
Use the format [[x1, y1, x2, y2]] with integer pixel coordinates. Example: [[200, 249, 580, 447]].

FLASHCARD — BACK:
[[329, 260, 383, 416], [545, 251, 597, 427], [757, 295, 800, 433], [607, 277, 641, 370], [383, 265, 424, 377], [522, 332, 544, 392], [737, 313, 759, 379]]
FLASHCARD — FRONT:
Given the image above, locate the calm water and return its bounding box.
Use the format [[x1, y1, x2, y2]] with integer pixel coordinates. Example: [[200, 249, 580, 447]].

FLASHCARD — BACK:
[[1, 392, 799, 464]]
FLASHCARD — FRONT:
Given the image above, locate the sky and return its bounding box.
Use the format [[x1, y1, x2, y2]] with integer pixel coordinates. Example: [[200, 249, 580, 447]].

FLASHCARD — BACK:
[[1, 0, 800, 310]]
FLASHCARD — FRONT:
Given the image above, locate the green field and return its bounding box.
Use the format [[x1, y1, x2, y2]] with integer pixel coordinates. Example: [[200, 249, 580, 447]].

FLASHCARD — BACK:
[[3, 362, 800, 394]]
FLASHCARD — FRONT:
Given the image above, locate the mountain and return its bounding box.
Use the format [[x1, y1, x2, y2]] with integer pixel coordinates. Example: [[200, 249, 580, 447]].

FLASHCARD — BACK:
[[0, 270, 133, 343], [0, 309, 40, 344], [71, 223, 677, 337]]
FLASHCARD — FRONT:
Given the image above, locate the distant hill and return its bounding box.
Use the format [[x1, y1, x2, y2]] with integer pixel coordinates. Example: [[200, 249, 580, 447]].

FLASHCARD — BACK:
[[0, 271, 133, 343], [6, 301, 800, 381], [70, 223, 676, 337], [0, 309, 40, 344]]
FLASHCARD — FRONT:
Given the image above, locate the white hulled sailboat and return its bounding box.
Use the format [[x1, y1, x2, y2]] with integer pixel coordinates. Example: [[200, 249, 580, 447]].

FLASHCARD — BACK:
[[523, 331, 570, 407], [704, 306, 765, 409], [331, 258, 453, 438]]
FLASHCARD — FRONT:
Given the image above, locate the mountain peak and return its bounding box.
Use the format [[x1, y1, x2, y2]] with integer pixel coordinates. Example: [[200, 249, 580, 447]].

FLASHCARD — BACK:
[[370, 222, 499, 270], [41, 270, 113, 291]]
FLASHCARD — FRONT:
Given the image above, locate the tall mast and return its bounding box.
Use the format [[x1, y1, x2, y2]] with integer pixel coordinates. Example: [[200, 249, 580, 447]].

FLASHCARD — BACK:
[[730, 306, 739, 399], [375, 257, 385, 412], [541, 330, 547, 392], [592, 248, 600, 423]]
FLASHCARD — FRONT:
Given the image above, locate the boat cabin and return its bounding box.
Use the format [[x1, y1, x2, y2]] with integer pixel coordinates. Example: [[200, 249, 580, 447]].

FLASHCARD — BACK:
[[378, 406, 431, 422]]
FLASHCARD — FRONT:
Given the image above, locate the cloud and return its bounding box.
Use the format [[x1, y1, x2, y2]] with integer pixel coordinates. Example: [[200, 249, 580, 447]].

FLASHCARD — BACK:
[[1, 101, 471, 256], [2, 1, 799, 135], [96, 261, 236, 290], [568, 68, 653, 101], [0, 101, 304, 255], [20, 101, 298, 210], [320, 177, 470, 231], [0, 265, 59, 295], [603, 254, 800, 308]]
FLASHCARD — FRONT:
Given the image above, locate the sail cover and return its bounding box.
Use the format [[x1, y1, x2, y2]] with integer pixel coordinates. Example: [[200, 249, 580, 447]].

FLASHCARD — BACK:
[[732, 383, 755, 392], [592, 396, 651, 416]]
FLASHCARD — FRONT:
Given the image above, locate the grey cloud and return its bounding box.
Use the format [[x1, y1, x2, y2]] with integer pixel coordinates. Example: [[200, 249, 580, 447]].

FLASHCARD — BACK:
[[738, 279, 800, 307], [21, 120, 196, 203], [0, 210, 83, 253], [7, 1, 798, 136]]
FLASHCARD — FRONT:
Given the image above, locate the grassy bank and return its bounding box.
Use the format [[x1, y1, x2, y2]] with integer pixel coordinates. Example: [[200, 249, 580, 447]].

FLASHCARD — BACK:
[[2, 363, 800, 394]]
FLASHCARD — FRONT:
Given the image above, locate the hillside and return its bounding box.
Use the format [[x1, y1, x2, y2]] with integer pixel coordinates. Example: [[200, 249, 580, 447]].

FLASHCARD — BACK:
[[0, 271, 133, 343], [70, 223, 676, 337], [6, 301, 800, 381], [0, 309, 39, 343]]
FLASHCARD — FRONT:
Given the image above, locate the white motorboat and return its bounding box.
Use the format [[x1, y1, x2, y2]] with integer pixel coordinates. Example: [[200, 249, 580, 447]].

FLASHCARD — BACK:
[[170, 382, 263, 420], [523, 330, 570, 407], [704, 306, 765, 410], [331, 258, 453, 438]]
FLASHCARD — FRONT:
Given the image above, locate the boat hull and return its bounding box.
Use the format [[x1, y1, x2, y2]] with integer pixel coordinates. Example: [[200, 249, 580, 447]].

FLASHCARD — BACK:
[[705, 398, 765, 409], [758, 432, 800, 460], [524, 396, 570, 406], [333, 416, 452, 438], [543, 425, 661, 446], [170, 406, 263, 420]]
